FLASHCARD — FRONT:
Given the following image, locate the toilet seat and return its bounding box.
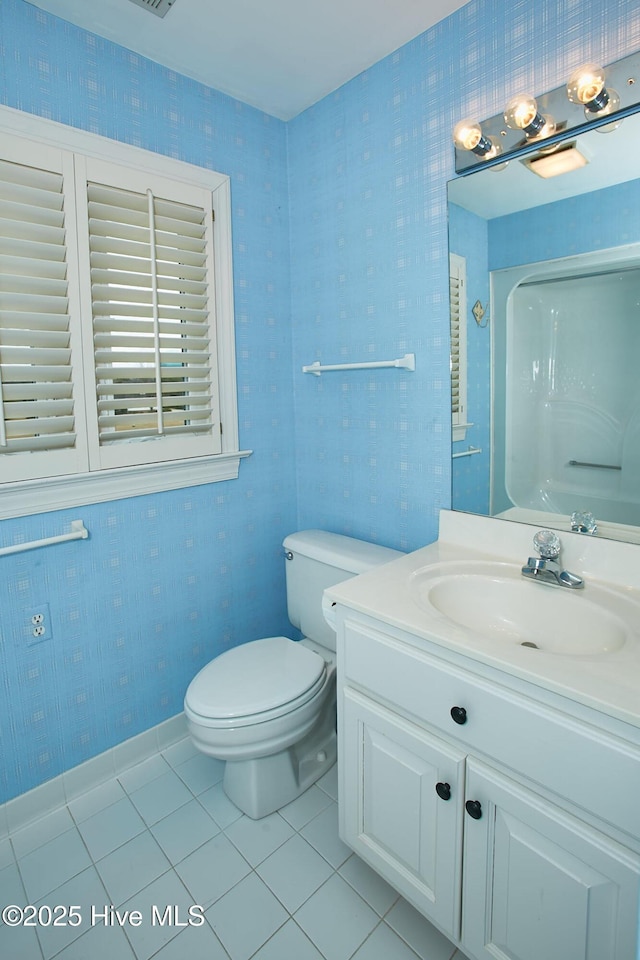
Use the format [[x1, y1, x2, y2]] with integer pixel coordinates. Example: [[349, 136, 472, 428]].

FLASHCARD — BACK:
[[185, 636, 326, 727]]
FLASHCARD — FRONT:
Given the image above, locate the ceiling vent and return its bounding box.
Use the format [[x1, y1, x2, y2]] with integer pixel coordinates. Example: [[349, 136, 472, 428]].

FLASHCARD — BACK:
[[128, 0, 176, 17]]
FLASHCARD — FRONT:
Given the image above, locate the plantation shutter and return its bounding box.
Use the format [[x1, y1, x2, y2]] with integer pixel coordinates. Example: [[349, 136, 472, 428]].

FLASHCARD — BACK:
[[450, 252, 468, 442], [0, 140, 86, 482], [77, 159, 221, 469]]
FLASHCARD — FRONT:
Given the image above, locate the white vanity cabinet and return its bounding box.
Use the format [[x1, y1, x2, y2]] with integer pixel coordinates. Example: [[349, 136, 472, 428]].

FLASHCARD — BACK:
[[336, 612, 640, 960]]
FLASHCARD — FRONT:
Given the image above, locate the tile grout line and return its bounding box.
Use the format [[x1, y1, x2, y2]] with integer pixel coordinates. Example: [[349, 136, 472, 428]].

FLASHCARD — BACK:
[[3, 761, 458, 960]]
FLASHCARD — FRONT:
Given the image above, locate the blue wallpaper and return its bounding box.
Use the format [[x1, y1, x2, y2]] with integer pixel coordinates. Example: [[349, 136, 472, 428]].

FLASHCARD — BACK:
[[288, 0, 640, 545], [489, 177, 640, 269], [0, 0, 296, 802], [1, 0, 640, 801]]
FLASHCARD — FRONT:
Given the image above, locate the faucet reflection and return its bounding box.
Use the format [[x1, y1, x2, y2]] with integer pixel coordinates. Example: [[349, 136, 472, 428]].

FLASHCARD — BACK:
[[570, 510, 598, 535]]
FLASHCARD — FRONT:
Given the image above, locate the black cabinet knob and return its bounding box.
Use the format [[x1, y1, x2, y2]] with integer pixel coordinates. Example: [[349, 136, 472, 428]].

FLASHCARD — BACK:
[[465, 799, 482, 820], [450, 706, 467, 725], [435, 781, 451, 801]]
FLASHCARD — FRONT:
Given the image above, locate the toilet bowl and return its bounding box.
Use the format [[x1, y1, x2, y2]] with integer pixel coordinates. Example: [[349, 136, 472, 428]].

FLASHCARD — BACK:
[[184, 530, 402, 819], [184, 635, 332, 760]]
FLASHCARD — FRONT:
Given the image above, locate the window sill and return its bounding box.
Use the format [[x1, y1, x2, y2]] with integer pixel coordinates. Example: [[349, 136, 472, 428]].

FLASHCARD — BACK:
[[0, 450, 253, 521], [453, 423, 473, 443]]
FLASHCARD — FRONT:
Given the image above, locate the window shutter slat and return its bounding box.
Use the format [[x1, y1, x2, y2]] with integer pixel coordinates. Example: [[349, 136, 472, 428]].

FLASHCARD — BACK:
[[90, 252, 206, 281], [1, 216, 66, 246], [0, 153, 76, 457], [89, 234, 206, 268], [91, 269, 206, 295], [0, 254, 67, 281], [4, 433, 75, 453], [0, 157, 64, 193], [93, 317, 207, 338], [91, 284, 207, 310]]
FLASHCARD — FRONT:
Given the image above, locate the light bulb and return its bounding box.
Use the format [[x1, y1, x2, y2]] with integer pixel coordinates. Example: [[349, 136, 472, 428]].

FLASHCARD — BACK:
[[504, 94, 545, 136], [504, 94, 557, 140], [566, 63, 618, 115], [453, 119, 492, 156], [567, 63, 606, 107]]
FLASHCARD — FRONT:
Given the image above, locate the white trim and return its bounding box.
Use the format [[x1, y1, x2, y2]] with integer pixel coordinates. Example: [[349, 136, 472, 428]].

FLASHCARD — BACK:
[[0, 450, 253, 520], [0, 104, 229, 193], [1, 713, 190, 837]]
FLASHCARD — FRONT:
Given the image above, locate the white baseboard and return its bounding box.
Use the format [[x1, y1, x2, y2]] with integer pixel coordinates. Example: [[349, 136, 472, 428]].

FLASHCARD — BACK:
[[0, 713, 189, 838]]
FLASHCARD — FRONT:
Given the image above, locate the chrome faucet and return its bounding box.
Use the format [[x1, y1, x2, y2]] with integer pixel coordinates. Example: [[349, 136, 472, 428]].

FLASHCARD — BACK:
[[521, 530, 584, 589]]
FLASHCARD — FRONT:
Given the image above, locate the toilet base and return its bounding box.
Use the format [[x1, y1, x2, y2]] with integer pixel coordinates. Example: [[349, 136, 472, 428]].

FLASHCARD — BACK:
[[223, 694, 337, 819]]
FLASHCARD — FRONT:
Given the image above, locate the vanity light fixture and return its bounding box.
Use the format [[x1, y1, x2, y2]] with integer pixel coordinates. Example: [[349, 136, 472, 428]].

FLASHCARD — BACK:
[[453, 48, 640, 174], [452, 119, 502, 160], [503, 94, 556, 140], [521, 141, 589, 179]]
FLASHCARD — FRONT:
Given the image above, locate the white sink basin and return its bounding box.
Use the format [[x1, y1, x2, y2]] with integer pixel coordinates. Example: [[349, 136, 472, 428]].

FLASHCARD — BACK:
[[409, 560, 637, 656]]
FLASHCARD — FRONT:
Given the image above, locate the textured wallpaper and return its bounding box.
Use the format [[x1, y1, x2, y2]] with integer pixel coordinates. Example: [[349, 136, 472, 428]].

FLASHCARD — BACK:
[[1, 0, 639, 801], [0, 0, 297, 802], [288, 0, 640, 540]]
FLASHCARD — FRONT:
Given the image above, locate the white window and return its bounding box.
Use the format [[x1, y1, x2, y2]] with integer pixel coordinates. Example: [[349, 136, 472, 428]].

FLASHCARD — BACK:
[[0, 106, 249, 519], [449, 252, 469, 442]]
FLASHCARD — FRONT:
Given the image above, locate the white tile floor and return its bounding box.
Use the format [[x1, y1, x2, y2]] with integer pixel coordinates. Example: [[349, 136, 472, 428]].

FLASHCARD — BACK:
[[0, 740, 470, 960]]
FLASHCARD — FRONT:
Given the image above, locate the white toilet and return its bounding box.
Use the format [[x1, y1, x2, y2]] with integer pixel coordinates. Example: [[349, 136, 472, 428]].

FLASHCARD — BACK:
[[184, 530, 402, 818]]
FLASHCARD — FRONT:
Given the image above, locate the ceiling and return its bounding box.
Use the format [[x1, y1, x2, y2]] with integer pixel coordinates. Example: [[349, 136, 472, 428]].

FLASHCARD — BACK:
[[25, 0, 469, 120]]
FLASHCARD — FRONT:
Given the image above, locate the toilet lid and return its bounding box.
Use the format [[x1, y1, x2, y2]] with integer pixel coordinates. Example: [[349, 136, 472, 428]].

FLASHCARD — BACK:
[[186, 636, 325, 720]]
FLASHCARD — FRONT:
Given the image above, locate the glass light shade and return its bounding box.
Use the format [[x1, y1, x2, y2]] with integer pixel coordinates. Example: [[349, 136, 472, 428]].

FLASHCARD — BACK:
[[504, 94, 542, 132], [453, 119, 485, 152], [566, 63, 608, 108], [452, 120, 502, 160], [504, 94, 557, 140], [483, 138, 503, 161]]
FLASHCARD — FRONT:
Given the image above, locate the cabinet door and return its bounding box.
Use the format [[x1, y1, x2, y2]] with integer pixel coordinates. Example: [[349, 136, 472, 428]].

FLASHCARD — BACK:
[[462, 759, 640, 960], [340, 688, 466, 937]]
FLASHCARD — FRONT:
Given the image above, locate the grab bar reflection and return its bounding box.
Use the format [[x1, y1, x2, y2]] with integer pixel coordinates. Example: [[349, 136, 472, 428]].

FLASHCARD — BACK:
[[568, 459, 621, 471], [452, 446, 482, 459], [0, 520, 89, 558]]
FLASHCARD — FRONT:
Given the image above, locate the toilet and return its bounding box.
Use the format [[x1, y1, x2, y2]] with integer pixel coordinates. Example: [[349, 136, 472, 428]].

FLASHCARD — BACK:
[[184, 530, 402, 819]]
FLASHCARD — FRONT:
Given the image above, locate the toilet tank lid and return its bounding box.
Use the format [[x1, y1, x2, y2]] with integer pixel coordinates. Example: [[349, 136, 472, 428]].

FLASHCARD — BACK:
[[283, 530, 403, 574]]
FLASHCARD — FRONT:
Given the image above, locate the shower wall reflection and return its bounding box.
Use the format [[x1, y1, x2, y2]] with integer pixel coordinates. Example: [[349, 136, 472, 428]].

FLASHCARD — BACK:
[[494, 257, 640, 527]]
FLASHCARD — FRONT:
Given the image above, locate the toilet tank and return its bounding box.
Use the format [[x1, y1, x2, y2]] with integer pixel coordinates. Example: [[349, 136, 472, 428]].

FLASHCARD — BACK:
[[283, 530, 403, 652]]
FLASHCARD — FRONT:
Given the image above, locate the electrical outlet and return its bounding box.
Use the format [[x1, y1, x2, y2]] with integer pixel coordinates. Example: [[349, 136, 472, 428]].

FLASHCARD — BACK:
[[26, 603, 52, 644]]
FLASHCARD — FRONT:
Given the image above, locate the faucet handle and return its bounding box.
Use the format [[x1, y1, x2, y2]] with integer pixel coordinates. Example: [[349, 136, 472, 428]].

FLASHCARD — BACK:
[[533, 529, 561, 560], [570, 510, 597, 535]]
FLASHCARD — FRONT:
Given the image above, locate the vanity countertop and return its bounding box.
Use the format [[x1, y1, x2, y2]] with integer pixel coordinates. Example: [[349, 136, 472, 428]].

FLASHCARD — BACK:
[[325, 511, 640, 730]]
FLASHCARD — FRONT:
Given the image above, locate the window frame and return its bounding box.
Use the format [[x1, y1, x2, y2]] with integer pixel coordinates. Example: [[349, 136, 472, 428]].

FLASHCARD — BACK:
[[0, 105, 250, 521]]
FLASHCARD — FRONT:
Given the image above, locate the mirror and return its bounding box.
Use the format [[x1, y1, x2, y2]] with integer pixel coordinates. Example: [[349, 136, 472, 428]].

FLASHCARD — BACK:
[[448, 107, 640, 544]]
